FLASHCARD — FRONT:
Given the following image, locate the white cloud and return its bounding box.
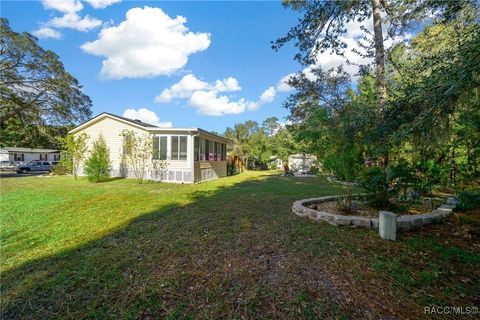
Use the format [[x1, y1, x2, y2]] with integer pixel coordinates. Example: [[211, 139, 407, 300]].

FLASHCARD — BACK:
[[213, 77, 241, 92], [122, 108, 172, 127], [42, 0, 83, 13], [156, 74, 274, 116], [189, 90, 253, 116], [276, 73, 295, 92], [84, 0, 121, 9], [49, 12, 102, 32], [81, 6, 211, 79], [155, 74, 208, 103], [38, 0, 102, 37], [311, 17, 410, 80], [155, 74, 240, 103], [259, 86, 276, 103], [33, 27, 62, 39]]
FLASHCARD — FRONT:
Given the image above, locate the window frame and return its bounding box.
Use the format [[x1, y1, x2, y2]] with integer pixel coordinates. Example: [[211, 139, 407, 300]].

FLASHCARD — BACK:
[[14, 153, 24, 161], [170, 135, 188, 161], [152, 136, 168, 161]]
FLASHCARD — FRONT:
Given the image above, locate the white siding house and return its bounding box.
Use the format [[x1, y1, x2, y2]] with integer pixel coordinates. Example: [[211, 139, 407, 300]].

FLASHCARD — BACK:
[[0, 147, 61, 163], [69, 113, 231, 183], [288, 153, 317, 172]]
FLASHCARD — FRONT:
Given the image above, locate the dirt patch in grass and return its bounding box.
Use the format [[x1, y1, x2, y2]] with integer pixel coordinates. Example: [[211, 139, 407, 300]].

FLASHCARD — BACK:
[[314, 200, 378, 217], [313, 198, 447, 218]]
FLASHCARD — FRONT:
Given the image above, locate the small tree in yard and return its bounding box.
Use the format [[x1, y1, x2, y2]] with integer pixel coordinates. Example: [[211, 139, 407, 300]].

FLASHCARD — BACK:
[[330, 148, 358, 212], [59, 132, 89, 180], [152, 160, 168, 181], [84, 135, 111, 182], [121, 130, 152, 184]]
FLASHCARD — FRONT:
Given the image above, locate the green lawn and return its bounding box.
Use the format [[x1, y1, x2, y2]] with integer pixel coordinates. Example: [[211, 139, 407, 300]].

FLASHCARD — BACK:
[[1, 172, 479, 319]]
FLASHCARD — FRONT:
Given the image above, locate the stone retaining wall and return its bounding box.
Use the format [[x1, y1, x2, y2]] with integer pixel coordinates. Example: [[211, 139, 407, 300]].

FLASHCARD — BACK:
[[292, 195, 458, 230]]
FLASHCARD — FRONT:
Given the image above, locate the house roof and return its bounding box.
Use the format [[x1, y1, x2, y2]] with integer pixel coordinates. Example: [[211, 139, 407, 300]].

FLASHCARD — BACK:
[[69, 112, 233, 144], [71, 112, 159, 133], [102, 112, 160, 128], [2, 147, 60, 153]]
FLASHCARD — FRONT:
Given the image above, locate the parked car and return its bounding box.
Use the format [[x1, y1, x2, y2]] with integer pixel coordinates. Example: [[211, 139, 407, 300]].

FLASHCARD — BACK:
[[16, 161, 53, 174], [0, 161, 16, 170]]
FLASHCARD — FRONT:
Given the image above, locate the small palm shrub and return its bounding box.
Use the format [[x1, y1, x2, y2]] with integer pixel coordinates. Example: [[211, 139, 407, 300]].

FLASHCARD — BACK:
[[457, 190, 480, 211], [360, 167, 391, 209]]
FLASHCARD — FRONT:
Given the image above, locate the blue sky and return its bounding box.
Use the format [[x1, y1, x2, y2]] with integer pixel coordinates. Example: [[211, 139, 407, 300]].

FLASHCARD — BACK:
[[2, 0, 307, 132]]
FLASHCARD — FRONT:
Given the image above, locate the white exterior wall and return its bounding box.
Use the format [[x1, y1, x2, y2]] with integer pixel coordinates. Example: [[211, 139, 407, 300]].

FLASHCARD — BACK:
[[74, 116, 195, 183], [0, 151, 8, 161], [150, 132, 195, 183], [288, 154, 317, 172]]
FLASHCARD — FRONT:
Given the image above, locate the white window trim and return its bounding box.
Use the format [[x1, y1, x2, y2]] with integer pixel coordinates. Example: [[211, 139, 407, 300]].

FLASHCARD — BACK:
[[154, 134, 189, 161]]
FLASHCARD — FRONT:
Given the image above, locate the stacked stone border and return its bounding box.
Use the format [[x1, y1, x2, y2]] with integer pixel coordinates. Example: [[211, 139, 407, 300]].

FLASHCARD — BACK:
[[292, 195, 458, 230]]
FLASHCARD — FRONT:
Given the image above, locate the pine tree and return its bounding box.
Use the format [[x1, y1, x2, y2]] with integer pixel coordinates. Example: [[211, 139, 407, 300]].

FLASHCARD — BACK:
[[84, 135, 111, 182]]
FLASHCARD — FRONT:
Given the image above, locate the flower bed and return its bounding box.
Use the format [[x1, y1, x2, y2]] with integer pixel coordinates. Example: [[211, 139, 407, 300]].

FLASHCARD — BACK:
[[292, 195, 458, 230]]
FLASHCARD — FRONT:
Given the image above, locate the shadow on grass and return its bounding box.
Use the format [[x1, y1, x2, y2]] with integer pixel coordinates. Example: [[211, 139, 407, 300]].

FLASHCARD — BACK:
[[1, 174, 358, 319], [2, 174, 479, 319]]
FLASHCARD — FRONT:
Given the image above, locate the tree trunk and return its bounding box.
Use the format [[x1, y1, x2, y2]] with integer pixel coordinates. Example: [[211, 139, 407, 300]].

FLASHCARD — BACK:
[[371, 0, 387, 113], [371, 0, 388, 165]]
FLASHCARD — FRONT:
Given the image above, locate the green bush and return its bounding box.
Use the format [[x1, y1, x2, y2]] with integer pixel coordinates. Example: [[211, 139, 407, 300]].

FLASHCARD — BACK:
[[457, 190, 480, 211], [51, 164, 69, 175], [360, 167, 391, 208], [389, 159, 414, 200], [84, 135, 111, 182]]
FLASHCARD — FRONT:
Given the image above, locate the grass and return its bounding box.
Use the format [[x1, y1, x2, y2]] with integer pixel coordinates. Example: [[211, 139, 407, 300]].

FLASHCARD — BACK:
[[1, 171, 479, 319]]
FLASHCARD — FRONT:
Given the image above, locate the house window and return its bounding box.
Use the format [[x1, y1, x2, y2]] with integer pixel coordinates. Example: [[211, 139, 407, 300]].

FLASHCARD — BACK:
[[171, 136, 178, 159], [160, 137, 167, 160], [213, 142, 218, 161], [180, 136, 187, 160], [152, 136, 168, 160], [39, 154, 47, 161], [223, 144, 227, 160], [194, 137, 199, 161], [171, 136, 187, 160], [53, 154, 60, 161], [14, 153, 24, 161]]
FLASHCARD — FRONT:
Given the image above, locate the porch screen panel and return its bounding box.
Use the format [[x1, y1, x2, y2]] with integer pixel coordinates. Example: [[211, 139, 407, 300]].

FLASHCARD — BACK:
[[204, 139, 209, 161], [179, 136, 187, 160], [209, 140, 214, 161], [194, 137, 199, 161], [200, 138, 206, 161], [217, 143, 222, 161]]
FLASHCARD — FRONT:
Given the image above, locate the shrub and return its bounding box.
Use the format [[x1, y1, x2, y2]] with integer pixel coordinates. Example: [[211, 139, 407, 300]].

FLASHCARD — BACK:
[[360, 167, 391, 208], [390, 159, 414, 200], [152, 160, 168, 181], [51, 164, 69, 175], [84, 135, 111, 182], [227, 163, 236, 175], [457, 190, 480, 211]]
